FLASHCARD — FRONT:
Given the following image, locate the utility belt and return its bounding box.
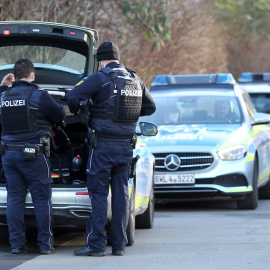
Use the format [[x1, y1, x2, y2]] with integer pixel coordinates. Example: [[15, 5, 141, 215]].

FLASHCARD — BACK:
[[89, 129, 137, 149], [5, 144, 43, 152], [87, 130, 140, 178], [0, 137, 50, 160]]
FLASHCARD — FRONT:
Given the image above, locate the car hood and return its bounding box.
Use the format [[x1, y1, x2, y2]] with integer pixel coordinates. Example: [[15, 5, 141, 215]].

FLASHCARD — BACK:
[[142, 124, 246, 149]]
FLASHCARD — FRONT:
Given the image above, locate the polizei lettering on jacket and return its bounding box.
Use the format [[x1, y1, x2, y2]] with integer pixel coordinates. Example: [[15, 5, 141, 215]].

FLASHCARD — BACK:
[[121, 85, 142, 97], [1, 100, 26, 107]]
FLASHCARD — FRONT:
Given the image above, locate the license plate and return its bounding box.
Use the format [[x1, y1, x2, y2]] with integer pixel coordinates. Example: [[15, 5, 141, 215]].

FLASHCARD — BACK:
[[155, 174, 195, 184]]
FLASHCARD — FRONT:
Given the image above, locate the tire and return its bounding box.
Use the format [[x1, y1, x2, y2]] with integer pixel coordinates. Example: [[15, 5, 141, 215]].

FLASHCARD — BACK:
[[136, 172, 154, 229], [237, 157, 258, 210], [126, 180, 135, 246], [259, 179, 270, 199]]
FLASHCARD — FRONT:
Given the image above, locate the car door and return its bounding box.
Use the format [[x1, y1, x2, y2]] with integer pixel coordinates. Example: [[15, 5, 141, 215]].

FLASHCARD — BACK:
[[242, 92, 270, 183]]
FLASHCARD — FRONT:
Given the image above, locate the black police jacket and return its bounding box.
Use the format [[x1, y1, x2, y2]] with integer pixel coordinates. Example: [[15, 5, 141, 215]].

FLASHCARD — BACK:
[[0, 80, 66, 144], [67, 62, 156, 136]]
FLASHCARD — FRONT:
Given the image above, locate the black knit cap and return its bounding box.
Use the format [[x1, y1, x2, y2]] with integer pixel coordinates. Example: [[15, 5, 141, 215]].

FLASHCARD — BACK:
[[97, 41, 120, 62]]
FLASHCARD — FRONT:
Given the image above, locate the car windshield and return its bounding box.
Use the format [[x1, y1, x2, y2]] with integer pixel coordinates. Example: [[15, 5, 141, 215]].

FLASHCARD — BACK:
[[0, 45, 86, 74], [248, 93, 270, 114], [141, 95, 242, 125]]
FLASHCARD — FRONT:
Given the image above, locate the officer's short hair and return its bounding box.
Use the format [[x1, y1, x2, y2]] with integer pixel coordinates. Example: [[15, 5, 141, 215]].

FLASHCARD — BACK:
[[14, 58, 35, 80]]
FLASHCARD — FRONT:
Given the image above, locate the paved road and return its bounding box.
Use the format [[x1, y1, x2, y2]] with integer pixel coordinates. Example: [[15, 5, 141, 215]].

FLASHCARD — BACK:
[[1, 198, 270, 270]]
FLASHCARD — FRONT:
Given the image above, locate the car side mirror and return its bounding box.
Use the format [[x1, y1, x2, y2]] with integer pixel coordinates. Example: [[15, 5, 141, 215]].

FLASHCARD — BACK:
[[252, 112, 270, 126], [138, 122, 158, 136]]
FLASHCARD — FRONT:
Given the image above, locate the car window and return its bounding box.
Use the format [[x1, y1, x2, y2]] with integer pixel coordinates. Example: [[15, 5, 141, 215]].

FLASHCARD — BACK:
[[141, 95, 242, 125], [248, 93, 270, 113], [0, 45, 86, 74]]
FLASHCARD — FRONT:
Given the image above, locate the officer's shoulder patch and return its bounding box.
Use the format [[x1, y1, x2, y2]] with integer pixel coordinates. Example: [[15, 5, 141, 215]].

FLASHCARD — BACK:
[[75, 77, 87, 86], [75, 80, 84, 86]]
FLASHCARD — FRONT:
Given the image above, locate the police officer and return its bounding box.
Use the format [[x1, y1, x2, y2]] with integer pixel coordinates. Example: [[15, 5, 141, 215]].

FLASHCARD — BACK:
[[67, 41, 156, 256], [0, 58, 66, 255]]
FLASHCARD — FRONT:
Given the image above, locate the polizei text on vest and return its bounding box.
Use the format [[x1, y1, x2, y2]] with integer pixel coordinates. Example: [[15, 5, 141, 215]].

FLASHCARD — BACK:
[[1, 100, 26, 107]]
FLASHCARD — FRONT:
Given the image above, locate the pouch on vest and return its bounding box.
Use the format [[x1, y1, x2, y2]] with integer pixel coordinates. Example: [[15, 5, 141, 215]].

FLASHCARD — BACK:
[[22, 144, 39, 161]]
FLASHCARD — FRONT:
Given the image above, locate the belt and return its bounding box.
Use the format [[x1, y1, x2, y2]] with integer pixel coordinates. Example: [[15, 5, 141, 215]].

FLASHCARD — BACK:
[[6, 144, 43, 152], [97, 133, 133, 143]]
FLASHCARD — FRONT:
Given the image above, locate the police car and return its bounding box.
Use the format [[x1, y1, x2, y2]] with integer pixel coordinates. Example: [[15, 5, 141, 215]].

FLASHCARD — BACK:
[[0, 21, 157, 245], [140, 73, 270, 209], [238, 72, 270, 114]]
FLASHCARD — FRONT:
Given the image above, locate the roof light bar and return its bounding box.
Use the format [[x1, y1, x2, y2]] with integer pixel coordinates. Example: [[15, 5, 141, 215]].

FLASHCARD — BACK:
[[151, 73, 236, 87], [238, 72, 270, 83], [151, 75, 169, 86]]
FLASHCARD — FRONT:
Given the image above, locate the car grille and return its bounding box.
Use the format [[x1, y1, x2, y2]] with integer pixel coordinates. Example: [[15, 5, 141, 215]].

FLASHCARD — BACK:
[[154, 152, 214, 171]]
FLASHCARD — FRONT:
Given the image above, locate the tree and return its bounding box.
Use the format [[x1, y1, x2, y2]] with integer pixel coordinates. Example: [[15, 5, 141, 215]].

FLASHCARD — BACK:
[[0, 0, 173, 51], [0, 0, 230, 86], [114, 0, 172, 51], [211, 0, 270, 76], [213, 0, 270, 42]]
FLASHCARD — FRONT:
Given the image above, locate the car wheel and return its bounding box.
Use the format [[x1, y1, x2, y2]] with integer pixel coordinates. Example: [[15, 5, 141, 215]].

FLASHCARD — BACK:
[[135, 171, 154, 229], [259, 179, 270, 199], [237, 157, 258, 210], [126, 179, 135, 246]]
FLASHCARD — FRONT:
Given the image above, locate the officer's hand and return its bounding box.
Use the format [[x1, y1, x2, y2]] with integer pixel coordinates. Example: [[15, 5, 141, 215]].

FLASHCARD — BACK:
[[1, 73, 15, 86]]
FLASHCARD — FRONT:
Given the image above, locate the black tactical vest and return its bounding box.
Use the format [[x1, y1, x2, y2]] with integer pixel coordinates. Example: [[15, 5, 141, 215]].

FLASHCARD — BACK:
[[0, 86, 52, 135], [91, 67, 142, 123]]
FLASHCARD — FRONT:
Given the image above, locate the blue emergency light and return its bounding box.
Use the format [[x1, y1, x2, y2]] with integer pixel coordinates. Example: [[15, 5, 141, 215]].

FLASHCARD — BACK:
[[151, 73, 236, 87], [238, 72, 270, 83]]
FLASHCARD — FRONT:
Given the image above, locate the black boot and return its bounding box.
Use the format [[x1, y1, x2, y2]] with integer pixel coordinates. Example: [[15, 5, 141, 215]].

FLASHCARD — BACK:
[[74, 246, 106, 257]]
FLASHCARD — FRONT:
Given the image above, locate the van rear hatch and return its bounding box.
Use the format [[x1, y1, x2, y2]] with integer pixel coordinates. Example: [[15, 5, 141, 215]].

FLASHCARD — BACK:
[[0, 21, 98, 85]]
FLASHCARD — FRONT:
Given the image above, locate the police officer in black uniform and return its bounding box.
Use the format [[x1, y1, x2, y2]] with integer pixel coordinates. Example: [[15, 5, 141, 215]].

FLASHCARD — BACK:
[[0, 59, 66, 255], [67, 42, 156, 257]]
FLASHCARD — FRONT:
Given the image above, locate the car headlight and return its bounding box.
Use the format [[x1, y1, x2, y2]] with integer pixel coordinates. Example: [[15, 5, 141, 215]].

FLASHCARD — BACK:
[[217, 145, 248, 160]]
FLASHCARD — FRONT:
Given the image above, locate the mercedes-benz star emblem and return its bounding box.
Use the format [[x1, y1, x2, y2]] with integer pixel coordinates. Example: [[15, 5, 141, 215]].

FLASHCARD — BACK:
[[164, 154, 181, 171]]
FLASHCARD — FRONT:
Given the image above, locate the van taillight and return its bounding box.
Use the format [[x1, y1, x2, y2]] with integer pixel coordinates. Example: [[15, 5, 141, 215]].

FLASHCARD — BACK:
[[76, 192, 89, 195]]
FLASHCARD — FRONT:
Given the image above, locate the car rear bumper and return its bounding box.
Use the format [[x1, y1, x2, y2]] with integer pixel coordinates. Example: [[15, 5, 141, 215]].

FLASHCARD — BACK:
[[0, 185, 93, 224], [0, 202, 91, 219]]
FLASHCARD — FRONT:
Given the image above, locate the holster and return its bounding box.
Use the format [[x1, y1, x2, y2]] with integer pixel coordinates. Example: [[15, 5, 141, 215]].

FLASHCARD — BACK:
[[0, 141, 6, 156], [89, 129, 98, 149], [129, 155, 140, 178], [40, 137, 50, 158]]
